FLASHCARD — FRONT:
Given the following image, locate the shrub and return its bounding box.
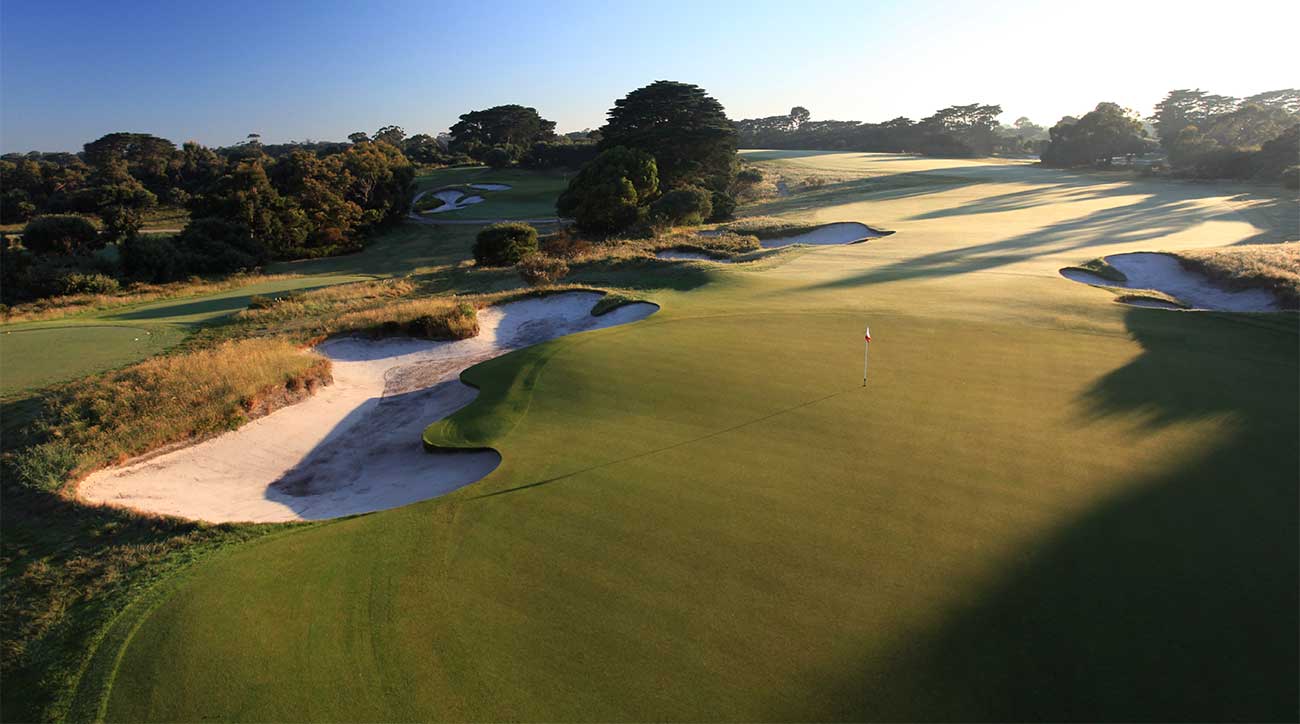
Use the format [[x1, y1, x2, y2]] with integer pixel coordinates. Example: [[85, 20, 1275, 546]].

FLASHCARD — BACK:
[[175, 218, 267, 274], [650, 186, 713, 226], [21, 215, 101, 257], [474, 222, 538, 266], [540, 229, 595, 259], [121, 233, 183, 282], [517, 252, 569, 286], [58, 272, 120, 295], [735, 168, 763, 186], [1282, 166, 1300, 190], [483, 146, 515, 169], [708, 191, 736, 221], [556, 146, 659, 234]]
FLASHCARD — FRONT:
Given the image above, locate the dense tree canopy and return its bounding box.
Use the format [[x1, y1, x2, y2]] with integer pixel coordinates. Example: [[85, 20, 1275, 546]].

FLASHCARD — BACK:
[[598, 81, 737, 192], [1040, 103, 1151, 167], [449, 105, 556, 161], [555, 146, 659, 233]]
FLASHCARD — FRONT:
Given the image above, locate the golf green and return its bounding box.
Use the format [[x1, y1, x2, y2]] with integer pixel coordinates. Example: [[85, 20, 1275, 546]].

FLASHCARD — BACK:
[[85, 154, 1299, 721]]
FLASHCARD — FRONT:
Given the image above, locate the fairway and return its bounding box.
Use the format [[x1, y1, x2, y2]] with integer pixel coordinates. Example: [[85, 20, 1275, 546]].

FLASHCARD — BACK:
[[82, 154, 1298, 721]]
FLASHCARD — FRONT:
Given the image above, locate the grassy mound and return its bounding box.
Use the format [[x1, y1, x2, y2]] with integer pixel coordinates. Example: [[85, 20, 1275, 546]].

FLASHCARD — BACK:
[[1173, 243, 1300, 309]]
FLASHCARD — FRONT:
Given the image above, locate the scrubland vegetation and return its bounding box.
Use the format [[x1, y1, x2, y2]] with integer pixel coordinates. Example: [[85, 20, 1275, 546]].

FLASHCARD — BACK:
[[1175, 244, 1300, 308]]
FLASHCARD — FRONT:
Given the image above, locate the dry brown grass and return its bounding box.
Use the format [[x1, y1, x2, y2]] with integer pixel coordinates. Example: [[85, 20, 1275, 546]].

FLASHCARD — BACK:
[[235, 278, 478, 341], [6, 338, 330, 491], [1, 272, 306, 324], [714, 216, 824, 238], [1174, 243, 1300, 309]]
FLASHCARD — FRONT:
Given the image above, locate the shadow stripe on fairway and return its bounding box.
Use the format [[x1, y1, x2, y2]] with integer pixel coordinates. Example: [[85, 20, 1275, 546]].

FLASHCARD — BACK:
[[468, 383, 865, 501]]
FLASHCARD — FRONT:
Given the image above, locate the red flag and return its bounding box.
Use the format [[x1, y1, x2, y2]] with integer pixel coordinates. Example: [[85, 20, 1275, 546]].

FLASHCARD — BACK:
[[864, 327, 872, 343]]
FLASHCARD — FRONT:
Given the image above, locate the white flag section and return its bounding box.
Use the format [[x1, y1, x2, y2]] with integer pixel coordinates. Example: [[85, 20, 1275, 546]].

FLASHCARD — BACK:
[[863, 326, 871, 386]]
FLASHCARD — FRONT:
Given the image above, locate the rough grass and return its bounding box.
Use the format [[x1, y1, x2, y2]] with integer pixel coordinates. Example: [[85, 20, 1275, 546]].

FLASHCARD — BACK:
[[1, 272, 305, 325], [4, 338, 331, 492], [1174, 243, 1300, 309], [714, 215, 826, 239]]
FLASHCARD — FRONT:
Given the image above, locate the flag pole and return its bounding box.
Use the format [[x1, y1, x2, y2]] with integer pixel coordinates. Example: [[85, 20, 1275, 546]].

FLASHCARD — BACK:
[[863, 326, 871, 386]]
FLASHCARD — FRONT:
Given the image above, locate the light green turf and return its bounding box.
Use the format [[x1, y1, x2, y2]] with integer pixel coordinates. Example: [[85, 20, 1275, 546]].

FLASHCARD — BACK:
[[91, 153, 1298, 721], [0, 275, 370, 395], [414, 166, 569, 219]]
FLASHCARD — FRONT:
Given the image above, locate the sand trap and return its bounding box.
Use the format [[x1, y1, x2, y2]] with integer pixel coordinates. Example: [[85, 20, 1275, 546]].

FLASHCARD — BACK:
[[468, 183, 512, 191], [1060, 253, 1279, 312], [415, 189, 487, 214], [78, 293, 658, 523], [655, 250, 733, 263], [761, 222, 886, 248]]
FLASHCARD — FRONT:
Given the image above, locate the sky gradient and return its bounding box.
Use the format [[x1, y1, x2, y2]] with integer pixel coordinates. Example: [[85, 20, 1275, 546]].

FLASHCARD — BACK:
[[3, 0, 1297, 152]]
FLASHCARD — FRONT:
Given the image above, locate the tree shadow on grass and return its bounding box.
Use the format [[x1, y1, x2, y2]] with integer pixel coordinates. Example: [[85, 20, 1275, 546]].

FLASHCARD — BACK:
[[806, 309, 1299, 721]]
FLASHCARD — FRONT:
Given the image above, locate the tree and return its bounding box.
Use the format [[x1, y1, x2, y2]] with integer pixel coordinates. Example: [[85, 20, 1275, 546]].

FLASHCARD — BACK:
[[174, 218, 267, 274], [373, 125, 406, 147], [650, 186, 712, 226], [348, 132, 371, 144], [449, 105, 556, 159], [555, 146, 658, 233], [598, 81, 737, 192], [21, 215, 102, 257], [919, 104, 1003, 156], [1041, 103, 1150, 167], [790, 106, 811, 128], [483, 146, 514, 169]]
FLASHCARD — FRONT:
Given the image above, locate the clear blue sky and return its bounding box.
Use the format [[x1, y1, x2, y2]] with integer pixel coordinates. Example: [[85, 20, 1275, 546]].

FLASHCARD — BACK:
[[3, 0, 1296, 152]]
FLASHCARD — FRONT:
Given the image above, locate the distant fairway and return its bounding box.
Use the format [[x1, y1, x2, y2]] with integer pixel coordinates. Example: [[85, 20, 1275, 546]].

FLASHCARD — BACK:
[[412, 166, 569, 220], [81, 154, 1298, 721]]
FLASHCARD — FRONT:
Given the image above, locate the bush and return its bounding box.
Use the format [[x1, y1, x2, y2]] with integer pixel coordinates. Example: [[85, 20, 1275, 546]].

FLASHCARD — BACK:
[[175, 218, 267, 274], [474, 222, 538, 266], [708, 191, 736, 221], [8, 440, 78, 491], [556, 146, 659, 234], [121, 233, 183, 282], [735, 168, 763, 186], [21, 215, 101, 257], [1282, 166, 1300, 190], [483, 146, 515, 169], [650, 186, 713, 226], [58, 272, 120, 295], [517, 252, 569, 286]]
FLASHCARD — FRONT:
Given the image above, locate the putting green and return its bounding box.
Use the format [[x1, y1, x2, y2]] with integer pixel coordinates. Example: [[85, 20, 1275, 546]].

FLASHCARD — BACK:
[[87, 154, 1298, 721], [0, 324, 187, 396]]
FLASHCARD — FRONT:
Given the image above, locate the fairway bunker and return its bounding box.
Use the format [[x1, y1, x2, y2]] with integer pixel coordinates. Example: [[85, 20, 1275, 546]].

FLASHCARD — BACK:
[[704, 221, 888, 248], [415, 188, 486, 214], [655, 250, 734, 263], [1060, 252, 1280, 312], [78, 292, 658, 523], [468, 182, 512, 191]]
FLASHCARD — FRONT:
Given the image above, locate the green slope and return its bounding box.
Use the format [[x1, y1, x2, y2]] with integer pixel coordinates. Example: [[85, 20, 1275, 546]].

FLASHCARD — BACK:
[[91, 154, 1299, 721]]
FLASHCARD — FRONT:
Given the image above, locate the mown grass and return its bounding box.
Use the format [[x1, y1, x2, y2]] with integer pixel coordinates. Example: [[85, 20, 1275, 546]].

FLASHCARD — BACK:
[[1063, 256, 1128, 283], [1174, 243, 1300, 309]]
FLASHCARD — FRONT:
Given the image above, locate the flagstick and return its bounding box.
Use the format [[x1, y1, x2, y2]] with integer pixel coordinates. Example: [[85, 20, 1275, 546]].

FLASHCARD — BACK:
[[863, 326, 870, 386]]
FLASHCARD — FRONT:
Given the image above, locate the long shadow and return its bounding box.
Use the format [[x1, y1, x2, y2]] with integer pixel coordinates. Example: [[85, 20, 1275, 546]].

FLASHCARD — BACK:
[[802, 191, 1250, 290], [811, 309, 1299, 721]]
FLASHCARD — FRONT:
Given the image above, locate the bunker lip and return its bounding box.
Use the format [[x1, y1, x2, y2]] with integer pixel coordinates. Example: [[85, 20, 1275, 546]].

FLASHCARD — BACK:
[[468, 183, 512, 191], [1059, 252, 1281, 312], [655, 249, 735, 263], [703, 221, 891, 248], [77, 292, 659, 524]]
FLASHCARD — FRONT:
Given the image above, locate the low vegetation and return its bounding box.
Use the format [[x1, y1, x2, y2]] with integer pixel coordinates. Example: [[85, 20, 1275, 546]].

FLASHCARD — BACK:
[[473, 222, 539, 266], [4, 338, 331, 492], [1065, 257, 1128, 283], [1174, 243, 1300, 308]]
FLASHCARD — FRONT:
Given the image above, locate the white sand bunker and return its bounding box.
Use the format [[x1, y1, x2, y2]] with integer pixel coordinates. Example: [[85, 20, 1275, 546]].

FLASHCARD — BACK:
[[78, 293, 658, 523], [1060, 252, 1280, 312], [702, 222, 887, 248], [655, 250, 733, 263], [468, 183, 512, 191], [415, 188, 486, 214]]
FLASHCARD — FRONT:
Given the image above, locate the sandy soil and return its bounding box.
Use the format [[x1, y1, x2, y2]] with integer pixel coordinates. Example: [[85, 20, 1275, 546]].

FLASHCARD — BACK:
[[1060, 252, 1280, 312], [78, 293, 659, 523], [655, 250, 733, 263]]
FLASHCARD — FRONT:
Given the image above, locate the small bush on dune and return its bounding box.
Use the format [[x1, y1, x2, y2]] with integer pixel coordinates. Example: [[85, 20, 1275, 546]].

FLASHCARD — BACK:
[[474, 222, 538, 266], [57, 272, 120, 295], [650, 186, 713, 226], [21, 215, 102, 257], [517, 252, 569, 286]]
